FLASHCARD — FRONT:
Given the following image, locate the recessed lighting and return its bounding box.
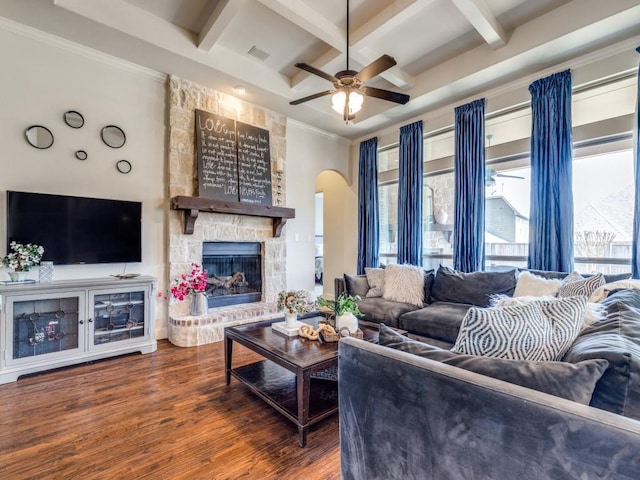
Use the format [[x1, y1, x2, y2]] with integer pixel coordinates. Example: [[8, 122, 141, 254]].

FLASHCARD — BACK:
[[234, 85, 247, 95]]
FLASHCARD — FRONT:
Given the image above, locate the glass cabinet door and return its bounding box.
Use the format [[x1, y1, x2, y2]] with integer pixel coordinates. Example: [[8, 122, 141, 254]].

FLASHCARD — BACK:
[[91, 289, 147, 347], [8, 292, 84, 364]]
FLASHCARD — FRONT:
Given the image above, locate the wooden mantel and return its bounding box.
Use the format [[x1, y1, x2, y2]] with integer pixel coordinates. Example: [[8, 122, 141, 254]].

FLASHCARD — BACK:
[[170, 196, 295, 237]]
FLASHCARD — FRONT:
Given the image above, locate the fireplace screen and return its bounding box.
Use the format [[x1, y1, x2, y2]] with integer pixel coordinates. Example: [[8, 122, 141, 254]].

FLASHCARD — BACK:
[[202, 242, 262, 308]]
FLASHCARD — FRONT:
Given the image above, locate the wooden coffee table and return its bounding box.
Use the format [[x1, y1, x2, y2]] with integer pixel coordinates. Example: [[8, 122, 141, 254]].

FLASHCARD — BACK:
[[225, 316, 388, 447]]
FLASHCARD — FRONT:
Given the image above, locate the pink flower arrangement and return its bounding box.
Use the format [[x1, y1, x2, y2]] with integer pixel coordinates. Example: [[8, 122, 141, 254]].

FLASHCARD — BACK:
[[165, 263, 208, 301]]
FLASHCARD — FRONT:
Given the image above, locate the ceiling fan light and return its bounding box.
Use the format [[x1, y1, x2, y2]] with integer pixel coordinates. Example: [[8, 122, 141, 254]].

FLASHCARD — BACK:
[[350, 91, 363, 112], [331, 91, 346, 114], [331, 90, 364, 116]]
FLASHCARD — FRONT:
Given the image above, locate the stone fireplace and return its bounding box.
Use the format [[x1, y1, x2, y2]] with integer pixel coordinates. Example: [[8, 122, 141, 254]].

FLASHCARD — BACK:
[[166, 75, 288, 346]]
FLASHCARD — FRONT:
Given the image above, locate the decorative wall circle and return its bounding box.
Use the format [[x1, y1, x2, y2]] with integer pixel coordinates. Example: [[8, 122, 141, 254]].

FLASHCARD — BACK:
[[25, 125, 54, 149], [101, 125, 126, 148], [116, 159, 132, 174], [64, 111, 84, 128], [75, 150, 88, 161]]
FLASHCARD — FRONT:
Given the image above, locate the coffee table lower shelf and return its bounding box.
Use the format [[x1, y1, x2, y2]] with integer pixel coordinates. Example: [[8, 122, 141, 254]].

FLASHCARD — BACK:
[[230, 360, 338, 437]]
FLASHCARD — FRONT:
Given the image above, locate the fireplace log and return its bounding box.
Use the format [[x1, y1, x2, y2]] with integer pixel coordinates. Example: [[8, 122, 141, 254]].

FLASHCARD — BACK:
[[208, 272, 246, 289]]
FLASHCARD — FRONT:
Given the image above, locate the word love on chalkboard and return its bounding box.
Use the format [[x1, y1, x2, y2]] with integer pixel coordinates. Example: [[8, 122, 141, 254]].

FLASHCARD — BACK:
[[195, 110, 238, 202], [195, 110, 273, 206]]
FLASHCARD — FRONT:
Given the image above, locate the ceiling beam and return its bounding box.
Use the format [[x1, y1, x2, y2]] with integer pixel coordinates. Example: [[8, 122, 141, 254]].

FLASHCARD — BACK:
[[449, 0, 508, 48], [257, 0, 344, 50], [197, 0, 245, 52], [290, 0, 423, 90]]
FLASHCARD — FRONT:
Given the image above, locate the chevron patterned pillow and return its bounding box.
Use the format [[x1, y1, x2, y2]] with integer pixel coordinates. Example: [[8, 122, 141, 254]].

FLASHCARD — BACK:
[[452, 296, 587, 361], [558, 272, 605, 298]]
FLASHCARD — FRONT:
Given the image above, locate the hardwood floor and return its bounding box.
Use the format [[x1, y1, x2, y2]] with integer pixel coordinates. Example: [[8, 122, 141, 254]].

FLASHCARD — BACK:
[[0, 340, 340, 479]]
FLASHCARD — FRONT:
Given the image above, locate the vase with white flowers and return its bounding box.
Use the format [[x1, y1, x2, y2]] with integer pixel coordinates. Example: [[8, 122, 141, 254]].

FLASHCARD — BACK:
[[277, 290, 313, 328], [1, 241, 44, 282]]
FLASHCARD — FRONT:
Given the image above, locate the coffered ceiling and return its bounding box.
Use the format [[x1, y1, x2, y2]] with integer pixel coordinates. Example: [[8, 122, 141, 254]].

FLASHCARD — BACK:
[[1, 0, 639, 139]]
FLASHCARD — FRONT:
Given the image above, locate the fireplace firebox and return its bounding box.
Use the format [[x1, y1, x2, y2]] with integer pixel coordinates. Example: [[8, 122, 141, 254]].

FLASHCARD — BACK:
[[202, 242, 262, 308]]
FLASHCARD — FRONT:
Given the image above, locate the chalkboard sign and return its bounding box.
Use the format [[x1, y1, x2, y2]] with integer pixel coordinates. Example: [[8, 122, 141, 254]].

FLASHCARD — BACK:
[[195, 109, 238, 201], [236, 121, 272, 206]]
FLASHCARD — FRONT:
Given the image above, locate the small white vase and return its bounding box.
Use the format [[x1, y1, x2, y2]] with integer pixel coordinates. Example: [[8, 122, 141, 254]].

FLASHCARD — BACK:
[[190, 292, 208, 316], [434, 208, 448, 225], [285, 312, 298, 328], [8, 271, 28, 282], [336, 312, 359, 334]]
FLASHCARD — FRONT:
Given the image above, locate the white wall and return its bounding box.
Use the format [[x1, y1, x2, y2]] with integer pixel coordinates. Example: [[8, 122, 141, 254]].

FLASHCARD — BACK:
[[285, 120, 351, 296], [0, 24, 167, 336]]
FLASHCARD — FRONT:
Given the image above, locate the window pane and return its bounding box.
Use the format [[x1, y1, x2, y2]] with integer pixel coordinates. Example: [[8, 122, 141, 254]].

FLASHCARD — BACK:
[[424, 172, 455, 270], [573, 149, 633, 274], [379, 183, 398, 263], [378, 147, 398, 172], [485, 165, 531, 269]]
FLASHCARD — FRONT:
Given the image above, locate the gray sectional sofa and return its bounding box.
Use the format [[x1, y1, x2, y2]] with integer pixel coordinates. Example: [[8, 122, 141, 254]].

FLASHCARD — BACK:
[[336, 266, 630, 348], [337, 268, 640, 479]]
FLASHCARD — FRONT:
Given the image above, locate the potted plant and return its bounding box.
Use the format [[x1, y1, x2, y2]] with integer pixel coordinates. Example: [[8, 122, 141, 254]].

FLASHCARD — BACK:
[[1, 241, 44, 282], [317, 293, 362, 333], [167, 263, 209, 315], [277, 290, 313, 327]]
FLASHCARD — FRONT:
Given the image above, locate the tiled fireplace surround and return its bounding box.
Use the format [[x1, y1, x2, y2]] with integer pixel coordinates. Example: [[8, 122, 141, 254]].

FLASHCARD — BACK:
[[167, 76, 287, 347]]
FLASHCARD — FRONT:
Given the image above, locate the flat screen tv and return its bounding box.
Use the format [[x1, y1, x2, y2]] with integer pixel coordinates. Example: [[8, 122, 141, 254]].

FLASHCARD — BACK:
[[6, 191, 142, 265]]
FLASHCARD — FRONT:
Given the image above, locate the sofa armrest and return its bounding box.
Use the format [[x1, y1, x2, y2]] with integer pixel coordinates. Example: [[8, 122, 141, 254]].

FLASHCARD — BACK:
[[339, 337, 640, 480], [335, 276, 346, 298]]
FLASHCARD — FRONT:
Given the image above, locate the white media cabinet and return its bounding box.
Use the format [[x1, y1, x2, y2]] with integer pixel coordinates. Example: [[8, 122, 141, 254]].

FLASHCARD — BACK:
[[0, 276, 157, 384]]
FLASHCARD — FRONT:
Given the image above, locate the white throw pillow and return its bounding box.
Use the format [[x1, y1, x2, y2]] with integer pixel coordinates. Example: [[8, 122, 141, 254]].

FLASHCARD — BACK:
[[382, 264, 424, 307], [513, 271, 562, 297], [589, 280, 640, 303], [365, 267, 385, 297], [452, 296, 586, 361]]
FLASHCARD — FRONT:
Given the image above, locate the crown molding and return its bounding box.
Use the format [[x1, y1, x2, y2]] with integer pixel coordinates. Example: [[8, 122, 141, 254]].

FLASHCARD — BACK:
[[0, 15, 166, 84]]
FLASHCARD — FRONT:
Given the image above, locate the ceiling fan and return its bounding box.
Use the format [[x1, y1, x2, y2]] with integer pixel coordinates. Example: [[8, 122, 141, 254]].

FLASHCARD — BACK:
[[289, 0, 410, 122], [485, 167, 525, 187]]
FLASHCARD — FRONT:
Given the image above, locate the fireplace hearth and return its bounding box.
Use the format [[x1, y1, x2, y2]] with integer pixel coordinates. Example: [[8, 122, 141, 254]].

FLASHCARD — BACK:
[[202, 242, 262, 308]]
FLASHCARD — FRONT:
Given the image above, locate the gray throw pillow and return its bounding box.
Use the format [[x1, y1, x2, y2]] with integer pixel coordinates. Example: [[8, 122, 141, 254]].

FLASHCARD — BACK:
[[379, 324, 608, 404], [344, 273, 370, 298], [430, 265, 517, 306], [365, 267, 385, 297]]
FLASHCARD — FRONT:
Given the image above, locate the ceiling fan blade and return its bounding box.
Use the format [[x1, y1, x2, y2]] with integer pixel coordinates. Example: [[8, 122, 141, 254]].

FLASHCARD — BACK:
[[355, 54, 397, 83], [289, 90, 335, 106], [361, 86, 410, 105], [294, 63, 338, 83]]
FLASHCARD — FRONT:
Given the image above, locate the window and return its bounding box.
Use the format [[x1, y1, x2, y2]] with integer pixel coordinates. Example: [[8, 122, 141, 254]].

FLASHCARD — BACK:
[[377, 71, 636, 272]]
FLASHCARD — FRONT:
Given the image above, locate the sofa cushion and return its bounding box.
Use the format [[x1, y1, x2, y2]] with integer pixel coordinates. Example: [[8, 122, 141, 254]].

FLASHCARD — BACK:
[[518, 268, 630, 284], [558, 272, 605, 298], [563, 289, 640, 419], [364, 267, 385, 297], [452, 296, 586, 361], [383, 264, 425, 307], [399, 301, 471, 344], [513, 271, 562, 297], [357, 297, 420, 329], [430, 265, 516, 307], [423, 269, 435, 306], [343, 273, 369, 298], [379, 324, 608, 404]]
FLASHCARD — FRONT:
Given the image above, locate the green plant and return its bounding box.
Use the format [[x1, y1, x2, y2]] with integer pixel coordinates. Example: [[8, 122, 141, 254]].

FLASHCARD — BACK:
[[317, 293, 362, 317]]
